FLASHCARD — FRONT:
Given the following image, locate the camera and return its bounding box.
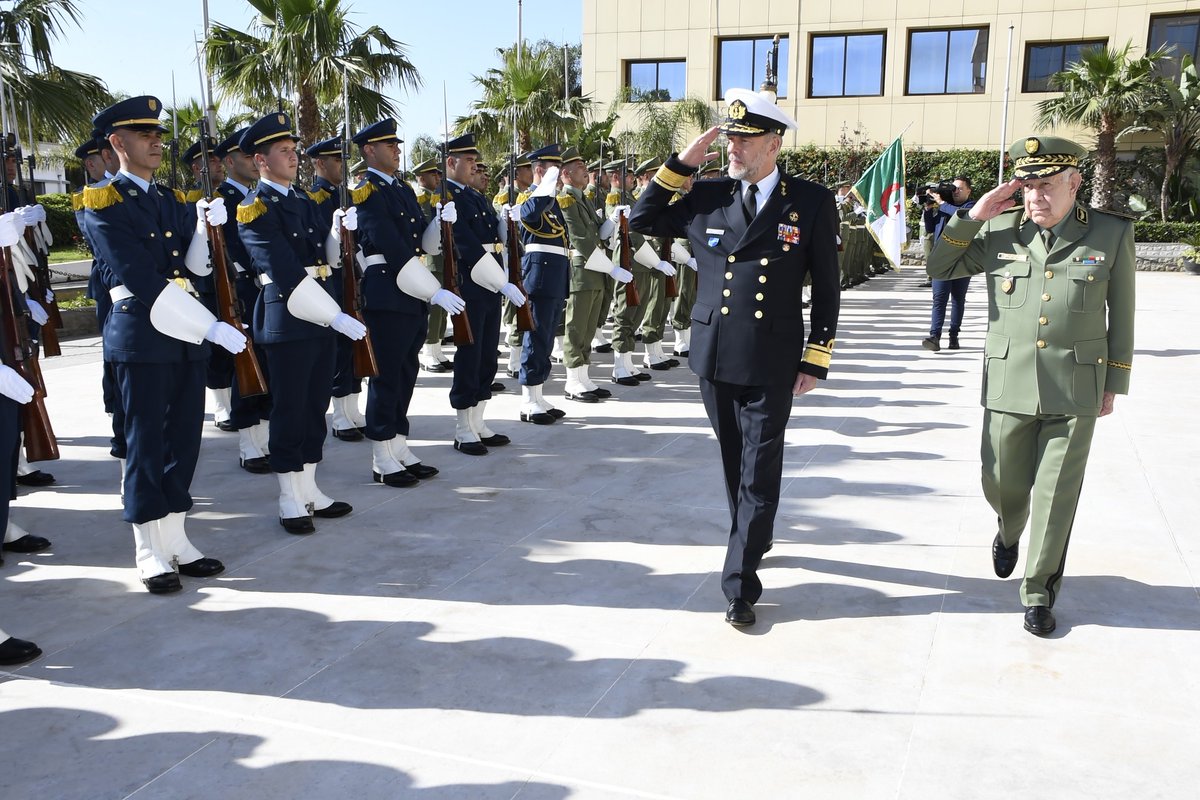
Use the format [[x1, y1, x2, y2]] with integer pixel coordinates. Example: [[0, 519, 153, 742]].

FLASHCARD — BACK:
[[914, 180, 957, 206]]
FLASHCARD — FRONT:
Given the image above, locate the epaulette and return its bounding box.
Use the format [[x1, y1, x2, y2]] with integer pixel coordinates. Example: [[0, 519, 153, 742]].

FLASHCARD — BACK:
[[163, 185, 186, 204], [82, 183, 122, 211], [557, 193, 575, 209], [516, 190, 532, 204], [493, 191, 507, 206], [350, 181, 376, 205], [236, 196, 268, 224], [71, 190, 83, 212], [1092, 206, 1136, 222], [584, 188, 596, 202], [306, 187, 331, 205], [605, 191, 620, 206], [415, 191, 431, 206], [185, 189, 204, 203]]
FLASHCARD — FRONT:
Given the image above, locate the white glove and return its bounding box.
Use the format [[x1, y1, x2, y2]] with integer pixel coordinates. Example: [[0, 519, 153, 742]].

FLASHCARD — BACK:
[[24, 296, 48, 326], [598, 218, 615, 240], [333, 206, 357, 234], [0, 212, 21, 247], [204, 320, 247, 354], [499, 282, 526, 307], [430, 288, 466, 314], [197, 197, 227, 227], [654, 260, 677, 277], [45, 289, 55, 303], [531, 167, 560, 198], [686, 257, 698, 271], [16, 206, 39, 227], [436, 200, 457, 224], [500, 203, 513, 222], [0, 365, 34, 404], [610, 265, 634, 283], [608, 204, 630, 223], [331, 312, 367, 341]]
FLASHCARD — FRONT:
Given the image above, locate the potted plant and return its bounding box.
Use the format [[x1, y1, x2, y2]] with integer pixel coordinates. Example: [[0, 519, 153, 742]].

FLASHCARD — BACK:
[[1180, 233, 1200, 275]]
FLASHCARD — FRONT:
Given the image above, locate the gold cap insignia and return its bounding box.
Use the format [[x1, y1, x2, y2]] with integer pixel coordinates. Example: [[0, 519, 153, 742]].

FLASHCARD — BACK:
[[729, 100, 747, 120], [789, 211, 799, 222], [277, 114, 287, 125], [148, 99, 158, 111], [1025, 138, 1040, 155]]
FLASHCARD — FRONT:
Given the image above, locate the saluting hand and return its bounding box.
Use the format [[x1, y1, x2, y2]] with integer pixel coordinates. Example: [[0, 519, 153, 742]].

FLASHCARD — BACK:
[[678, 127, 722, 170], [968, 179, 1022, 222]]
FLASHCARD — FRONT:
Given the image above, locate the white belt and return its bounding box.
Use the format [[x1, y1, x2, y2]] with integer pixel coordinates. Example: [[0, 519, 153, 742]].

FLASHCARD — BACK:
[[110, 277, 196, 302], [361, 254, 388, 267], [259, 265, 331, 286], [524, 244, 568, 258]]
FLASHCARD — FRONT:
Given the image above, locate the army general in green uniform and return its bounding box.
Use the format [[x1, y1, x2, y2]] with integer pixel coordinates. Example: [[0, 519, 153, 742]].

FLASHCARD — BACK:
[[927, 136, 1135, 636]]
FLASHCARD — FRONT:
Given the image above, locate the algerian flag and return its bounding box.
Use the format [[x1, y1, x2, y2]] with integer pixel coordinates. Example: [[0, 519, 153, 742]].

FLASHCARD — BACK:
[[851, 137, 907, 269]]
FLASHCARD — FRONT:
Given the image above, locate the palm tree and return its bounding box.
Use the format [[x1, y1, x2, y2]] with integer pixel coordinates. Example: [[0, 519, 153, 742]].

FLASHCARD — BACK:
[[614, 89, 717, 161], [1036, 41, 1168, 210], [1129, 55, 1200, 221], [0, 0, 111, 138], [204, 0, 421, 147]]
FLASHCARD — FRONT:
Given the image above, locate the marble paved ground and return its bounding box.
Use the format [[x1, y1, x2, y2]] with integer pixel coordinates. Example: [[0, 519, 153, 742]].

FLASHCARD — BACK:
[[1, 270, 1197, 799]]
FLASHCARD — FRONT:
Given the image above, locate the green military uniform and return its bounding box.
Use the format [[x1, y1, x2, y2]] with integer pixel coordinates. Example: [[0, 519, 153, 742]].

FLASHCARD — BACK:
[[412, 159, 450, 371], [927, 136, 1135, 626]]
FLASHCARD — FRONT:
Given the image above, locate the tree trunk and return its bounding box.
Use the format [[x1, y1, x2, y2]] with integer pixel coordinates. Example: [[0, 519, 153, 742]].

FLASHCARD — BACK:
[[1162, 146, 1179, 223], [1092, 118, 1116, 210], [297, 83, 320, 151]]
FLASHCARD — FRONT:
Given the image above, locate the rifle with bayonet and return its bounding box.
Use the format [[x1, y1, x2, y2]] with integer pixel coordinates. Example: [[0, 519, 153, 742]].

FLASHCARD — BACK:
[[505, 129, 534, 333], [15, 109, 61, 357], [338, 71, 379, 379], [441, 89, 472, 346], [617, 155, 640, 307]]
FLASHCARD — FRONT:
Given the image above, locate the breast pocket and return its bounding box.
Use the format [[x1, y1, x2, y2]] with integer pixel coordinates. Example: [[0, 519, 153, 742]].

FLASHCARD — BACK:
[[987, 259, 1031, 309], [1066, 262, 1111, 313]]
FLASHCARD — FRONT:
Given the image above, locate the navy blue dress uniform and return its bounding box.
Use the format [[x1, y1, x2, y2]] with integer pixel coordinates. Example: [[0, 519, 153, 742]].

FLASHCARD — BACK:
[[516, 144, 571, 422], [629, 90, 841, 625], [305, 135, 363, 441], [81, 96, 232, 594], [444, 134, 508, 454], [235, 112, 357, 534], [349, 119, 441, 486]]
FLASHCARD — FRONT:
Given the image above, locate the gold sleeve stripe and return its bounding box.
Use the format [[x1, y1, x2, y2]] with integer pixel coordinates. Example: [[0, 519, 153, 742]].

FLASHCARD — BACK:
[[652, 163, 688, 192], [941, 234, 970, 248], [802, 346, 832, 370], [82, 183, 122, 210], [1106, 360, 1132, 370], [236, 197, 268, 224]]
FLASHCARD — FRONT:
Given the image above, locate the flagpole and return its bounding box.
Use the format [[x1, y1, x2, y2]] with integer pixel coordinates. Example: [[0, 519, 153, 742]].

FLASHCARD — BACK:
[[999, 23, 1015, 186]]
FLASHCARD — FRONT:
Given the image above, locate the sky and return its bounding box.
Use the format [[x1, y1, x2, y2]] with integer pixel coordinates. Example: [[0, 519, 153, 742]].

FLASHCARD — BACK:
[[49, 0, 581, 150]]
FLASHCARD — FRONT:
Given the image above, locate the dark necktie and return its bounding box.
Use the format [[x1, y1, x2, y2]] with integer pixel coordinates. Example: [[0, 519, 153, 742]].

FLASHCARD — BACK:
[[1041, 229, 1054, 250], [743, 183, 758, 224]]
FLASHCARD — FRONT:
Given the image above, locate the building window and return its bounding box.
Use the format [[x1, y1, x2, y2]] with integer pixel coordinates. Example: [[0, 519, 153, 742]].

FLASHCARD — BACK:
[[906, 27, 989, 95], [717, 36, 790, 99], [1023, 40, 1107, 92], [1150, 14, 1200, 80], [810, 32, 886, 97], [626, 59, 685, 101]]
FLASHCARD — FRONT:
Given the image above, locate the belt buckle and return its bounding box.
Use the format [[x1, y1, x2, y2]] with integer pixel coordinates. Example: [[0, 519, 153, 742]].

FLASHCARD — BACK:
[[315, 265, 331, 280], [173, 277, 197, 296]]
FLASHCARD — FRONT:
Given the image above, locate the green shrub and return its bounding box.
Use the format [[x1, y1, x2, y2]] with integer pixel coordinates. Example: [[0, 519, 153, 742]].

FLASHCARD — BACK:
[[38, 192, 90, 253], [1132, 221, 1200, 242]]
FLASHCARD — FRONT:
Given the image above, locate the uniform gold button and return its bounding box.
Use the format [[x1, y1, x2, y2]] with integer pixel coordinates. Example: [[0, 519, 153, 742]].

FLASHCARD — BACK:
[[165, 231, 173, 238], [722, 288, 731, 297], [720, 306, 729, 315], [1042, 293, 1051, 301], [1039, 316, 1048, 325], [755, 292, 764, 301], [782, 244, 790, 251], [758, 275, 767, 284], [725, 272, 733, 279], [1097, 358, 1103, 364], [149, 232, 156, 238], [1045, 270, 1053, 278], [760, 258, 768, 266], [1036, 339, 1046, 348], [1087, 274, 1095, 282], [754, 310, 763, 319], [727, 256, 735, 263], [172, 250, 179, 256]]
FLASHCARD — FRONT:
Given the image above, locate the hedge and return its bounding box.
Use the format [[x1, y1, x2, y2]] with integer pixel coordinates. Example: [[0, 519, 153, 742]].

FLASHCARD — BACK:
[[1132, 221, 1200, 243], [38, 192, 89, 252]]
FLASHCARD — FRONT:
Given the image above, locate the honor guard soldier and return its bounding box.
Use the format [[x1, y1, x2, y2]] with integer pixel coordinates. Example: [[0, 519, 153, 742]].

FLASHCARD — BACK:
[[82, 96, 247, 593], [182, 136, 224, 203], [197, 135, 238, 432], [669, 167, 704, 357], [629, 89, 841, 626], [633, 156, 684, 371], [236, 112, 365, 534], [559, 146, 623, 401], [443, 133, 522, 454], [306, 134, 366, 442], [212, 128, 272, 471], [512, 144, 568, 422], [413, 157, 453, 373], [350, 119, 452, 486], [927, 135, 1136, 636], [498, 151, 534, 378]]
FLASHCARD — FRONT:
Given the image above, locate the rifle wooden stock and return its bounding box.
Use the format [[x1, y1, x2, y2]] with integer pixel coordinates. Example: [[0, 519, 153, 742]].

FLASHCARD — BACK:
[[441, 218, 473, 346], [208, 220, 268, 397], [0, 246, 57, 462], [618, 212, 640, 307], [505, 216, 535, 333], [658, 237, 679, 299], [339, 226, 379, 379]]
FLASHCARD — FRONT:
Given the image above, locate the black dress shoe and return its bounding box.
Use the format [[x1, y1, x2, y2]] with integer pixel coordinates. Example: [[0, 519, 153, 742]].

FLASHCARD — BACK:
[[404, 462, 439, 479], [480, 433, 510, 447], [588, 387, 612, 399], [142, 572, 183, 594], [332, 427, 364, 442], [279, 515, 315, 534], [763, 540, 773, 554], [215, 419, 236, 432], [491, 382, 507, 393], [725, 598, 755, 627], [992, 533, 1018, 578], [3, 534, 50, 553], [373, 469, 419, 488], [665, 358, 680, 368], [545, 408, 566, 419], [648, 361, 671, 371], [1024, 606, 1056, 636], [441, 335, 454, 345], [422, 362, 448, 373], [313, 500, 353, 517], [178, 557, 225, 578], [15, 470, 54, 486], [0, 636, 41, 665], [948, 335, 960, 350], [239, 456, 271, 473], [565, 390, 600, 403], [520, 410, 556, 425], [594, 342, 612, 353], [633, 371, 651, 382], [611, 375, 639, 387], [454, 440, 489, 456]]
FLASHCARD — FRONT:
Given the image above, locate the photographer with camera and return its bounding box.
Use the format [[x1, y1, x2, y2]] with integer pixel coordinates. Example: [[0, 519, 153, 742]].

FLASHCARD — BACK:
[[921, 176, 974, 351]]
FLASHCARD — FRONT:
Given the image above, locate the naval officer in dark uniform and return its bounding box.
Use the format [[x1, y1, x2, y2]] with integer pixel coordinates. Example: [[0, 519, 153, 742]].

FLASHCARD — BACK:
[[82, 96, 246, 593], [236, 112, 366, 534], [630, 89, 841, 627], [928, 136, 1136, 636]]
